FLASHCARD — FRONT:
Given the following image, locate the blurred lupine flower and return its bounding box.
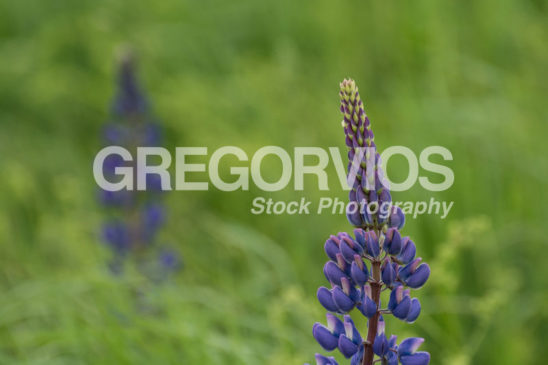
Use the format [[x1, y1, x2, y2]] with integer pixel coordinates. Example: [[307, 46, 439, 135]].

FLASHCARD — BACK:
[[309, 80, 430, 365], [98, 54, 181, 279]]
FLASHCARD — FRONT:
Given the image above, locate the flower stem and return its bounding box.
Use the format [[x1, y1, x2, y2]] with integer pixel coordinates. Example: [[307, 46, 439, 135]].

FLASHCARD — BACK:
[[362, 257, 382, 365]]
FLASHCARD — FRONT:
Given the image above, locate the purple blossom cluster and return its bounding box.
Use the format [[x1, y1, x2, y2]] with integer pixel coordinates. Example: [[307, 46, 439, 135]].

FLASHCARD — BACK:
[[308, 80, 430, 365], [99, 55, 180, 278]]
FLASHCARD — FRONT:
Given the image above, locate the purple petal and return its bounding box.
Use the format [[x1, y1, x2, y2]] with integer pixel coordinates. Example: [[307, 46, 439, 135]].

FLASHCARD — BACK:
[[377, 315, 385, 335], [388, 335, 398, 349], [351, 260, 368, 287], [387, 353, 399, 365], [392, 296, 411, 320], [389, 206, 406, 230], [324, 261, 346, 286], [317, 287, 338, 312], [398, 258, 422, 281], [326, 313, 344, 336], [335, 253, 350, 273], [382, 259, 396, 286], [405, 264, 430, 289], [398, 237, 416, 264], [353, 229, 366, 249], [405, 298, 421, 323], [341, 277, 360, 302], [341, 239, 359, 263], [314, 353, 339, 365], [324, 238, 340, 262], [313, 323, 339, 351], [346, 192, 363, 226], [400, 352, 430, 365], [343, 315, 361, 343], [379, 189, 391, 205], [387, 285, 402, 311], [338, 335, 359, 358], [398, 338, 425, 356], [385, 228, 402, 256], [373, 333, 388, 356], [365, 232, 380, 257], [360, 295, 377, 318], [350, 344, 365, 365], [332, 286, 355, 313]]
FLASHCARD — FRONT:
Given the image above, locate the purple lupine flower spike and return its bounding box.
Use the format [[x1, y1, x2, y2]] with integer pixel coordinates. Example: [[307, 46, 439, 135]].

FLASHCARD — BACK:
[[99, 53, 181, 280], [308, 79, 430, 365], [112, 55, 148, 116]]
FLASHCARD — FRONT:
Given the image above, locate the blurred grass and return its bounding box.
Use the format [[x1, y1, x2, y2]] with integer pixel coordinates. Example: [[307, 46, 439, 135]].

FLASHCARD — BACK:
[[0, 0, 547, 364]]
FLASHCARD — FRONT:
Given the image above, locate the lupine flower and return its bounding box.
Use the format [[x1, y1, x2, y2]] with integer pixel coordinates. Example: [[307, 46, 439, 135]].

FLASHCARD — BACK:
[[99, 54, 180, 279], [397, 338, 430, 365], [308, 79, 430, 365]]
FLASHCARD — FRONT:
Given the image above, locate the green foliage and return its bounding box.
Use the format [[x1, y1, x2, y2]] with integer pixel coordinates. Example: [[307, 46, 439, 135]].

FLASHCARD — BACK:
[[0, 0, 547, 363]]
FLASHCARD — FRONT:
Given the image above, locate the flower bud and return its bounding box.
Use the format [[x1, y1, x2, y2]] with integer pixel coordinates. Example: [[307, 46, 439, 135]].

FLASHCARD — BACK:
[[335, 253, 350, 274], [392, 296, 411, 319], [379, 188, 391, 205], [340, 236, 363, 263], [337, 316, 362, 358], [398, 258, 422, 281], [343, 315, 361, 343], [384, 228, 402, 256], [350, 256, 369, 286], [346, 205, 363, 227], [407, 263, 430, 288], [388, 334, 398, 349], [324, 236, 340, 262], [398, 337, 424, 355], [331, 278, 356, 313], [338, 335, 358, 358], [326, 312, 345, 335], [347, 190, 364, 227], [373, 332, 389, 357], [364, 231, 380, 257], [405, 298, 421, 323], [388, 206, 405, 230], [377, 315, 385, 335], [357, 285, 377, 318], [399, 259, 430, 289], [381, 258, 396, 287], [388, 285, 413, 320], [317, 287, 338, 312], [397, 237, 416, 264], [312, 313, 344, 351], [385, 335, 399, 365], [353, 229, 366, 247], [332, 285, 355, 313], [313, 323, 339, 351], [323, 261, 347, 286], [341, 276, 360, 303]]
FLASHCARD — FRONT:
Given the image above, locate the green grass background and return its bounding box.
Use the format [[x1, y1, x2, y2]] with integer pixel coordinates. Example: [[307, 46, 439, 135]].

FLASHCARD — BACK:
[[0, 0, 547, 364]]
